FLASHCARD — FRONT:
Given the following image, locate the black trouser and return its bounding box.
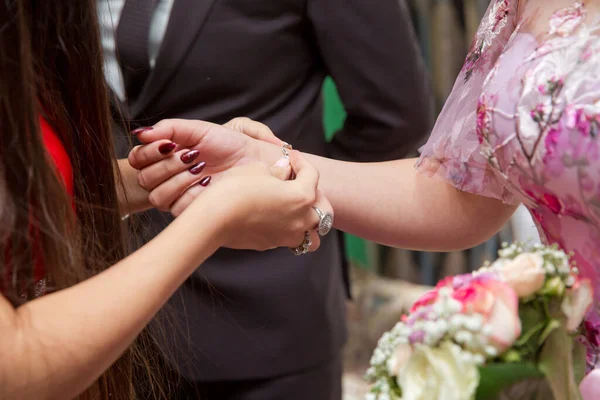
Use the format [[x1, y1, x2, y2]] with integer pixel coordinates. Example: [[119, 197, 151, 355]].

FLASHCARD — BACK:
[[174, 356, 342, 400]]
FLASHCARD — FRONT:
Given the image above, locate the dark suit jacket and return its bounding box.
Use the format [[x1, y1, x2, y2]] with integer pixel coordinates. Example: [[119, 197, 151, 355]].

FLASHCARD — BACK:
[[111, 0, 431, 382]]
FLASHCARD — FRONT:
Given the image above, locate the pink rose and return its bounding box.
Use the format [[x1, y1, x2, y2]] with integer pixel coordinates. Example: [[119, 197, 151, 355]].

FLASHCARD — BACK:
[[562, 277, 593, 331], [410, 290, 439, 314], [496, 253, 546, 297], [453, 276, 521, 353]]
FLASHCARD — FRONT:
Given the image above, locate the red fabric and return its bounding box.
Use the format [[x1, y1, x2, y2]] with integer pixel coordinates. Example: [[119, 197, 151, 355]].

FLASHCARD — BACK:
[[40, 117, 73, 196], [4, 118, 74, 292], [36, 117, 74, 284]]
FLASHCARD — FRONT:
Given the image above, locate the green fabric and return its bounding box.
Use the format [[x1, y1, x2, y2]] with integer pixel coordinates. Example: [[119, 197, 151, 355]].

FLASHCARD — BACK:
[[322, 77, 373, 269]]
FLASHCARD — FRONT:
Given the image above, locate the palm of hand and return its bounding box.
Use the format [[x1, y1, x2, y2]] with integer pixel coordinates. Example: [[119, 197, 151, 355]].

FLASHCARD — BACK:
[[129, 119, 263, 215]]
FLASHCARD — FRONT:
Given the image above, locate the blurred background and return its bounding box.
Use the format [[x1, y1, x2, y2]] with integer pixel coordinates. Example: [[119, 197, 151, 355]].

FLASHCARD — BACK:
[[336, 1, 539, 397]]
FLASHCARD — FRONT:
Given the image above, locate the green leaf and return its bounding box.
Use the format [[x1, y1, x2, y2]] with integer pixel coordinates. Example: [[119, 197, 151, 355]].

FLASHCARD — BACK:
[[476, 362, 543, 400], [538, 324, 583, 400]]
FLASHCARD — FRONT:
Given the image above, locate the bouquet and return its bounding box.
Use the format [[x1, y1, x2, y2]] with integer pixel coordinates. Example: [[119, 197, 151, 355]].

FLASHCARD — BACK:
[[366, 243, 596, 400]]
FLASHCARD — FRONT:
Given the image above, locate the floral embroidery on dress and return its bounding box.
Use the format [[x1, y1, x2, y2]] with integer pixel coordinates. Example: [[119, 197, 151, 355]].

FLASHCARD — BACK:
[[548, 1, 587, 36], [417, 0, 600, 364], [463, 0, 511, 81]]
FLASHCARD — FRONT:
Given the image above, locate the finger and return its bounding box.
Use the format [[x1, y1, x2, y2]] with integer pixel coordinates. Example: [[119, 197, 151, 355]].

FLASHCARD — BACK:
[[269, 156, 292, 181], [225, 117, 284, 146], [170, 183, 208, 217], [148, 163, 212, 211], [307, 230, 321, 252], [288, 150, 319, 192], [305, 189, 334, 237], [128, 140, 183, 170], [134, 118, 218, 146], [137, 149, 204, 191]]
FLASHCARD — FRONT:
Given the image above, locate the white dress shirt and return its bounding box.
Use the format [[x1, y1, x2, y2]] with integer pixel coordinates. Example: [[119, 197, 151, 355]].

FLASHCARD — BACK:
[[97, 0, 175, 101]]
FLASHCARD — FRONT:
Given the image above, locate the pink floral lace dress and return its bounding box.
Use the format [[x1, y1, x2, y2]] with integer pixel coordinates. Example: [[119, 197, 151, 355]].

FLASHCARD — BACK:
[[416, 0, 600, 369]]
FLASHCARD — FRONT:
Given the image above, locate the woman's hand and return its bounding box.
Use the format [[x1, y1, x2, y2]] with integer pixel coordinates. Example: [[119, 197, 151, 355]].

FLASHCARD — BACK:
[[185, 150, 332, 252], [128, 118, 283, 216]]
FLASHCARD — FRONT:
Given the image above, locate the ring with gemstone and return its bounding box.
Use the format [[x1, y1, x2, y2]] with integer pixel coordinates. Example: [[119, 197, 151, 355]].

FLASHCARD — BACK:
[[281, 142, 296, 180], [313, 207, 333, 236], [289, 231, 311, 256]]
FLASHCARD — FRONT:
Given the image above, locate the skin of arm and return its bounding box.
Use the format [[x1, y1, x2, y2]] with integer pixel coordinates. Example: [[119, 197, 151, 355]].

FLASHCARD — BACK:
[[255, 143, 517, 251], [116, 158, 151, 216], [0, 196, 225, 400], [0, 150, 319, 400]]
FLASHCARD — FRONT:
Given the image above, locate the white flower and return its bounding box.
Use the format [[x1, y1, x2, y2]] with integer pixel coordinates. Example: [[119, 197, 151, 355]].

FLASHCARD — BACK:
[[398, 342, 479, 400], [562, 278, 593, 331], [496, 253, 546, 297]]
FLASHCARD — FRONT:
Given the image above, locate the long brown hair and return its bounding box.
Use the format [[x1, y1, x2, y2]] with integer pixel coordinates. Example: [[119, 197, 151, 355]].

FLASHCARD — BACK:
[[0, 1, 166, 398]]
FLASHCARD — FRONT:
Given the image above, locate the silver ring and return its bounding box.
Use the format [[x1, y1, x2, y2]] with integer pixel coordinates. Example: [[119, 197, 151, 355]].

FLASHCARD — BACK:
[[281, 142, 296, 180], [313, 207, 333, 236], [290, 231, 311, 256]]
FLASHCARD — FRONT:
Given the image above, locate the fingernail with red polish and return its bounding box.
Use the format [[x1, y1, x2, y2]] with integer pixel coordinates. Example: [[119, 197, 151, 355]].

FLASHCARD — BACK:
[[159, 142, 176, 154], [189, 161, 207, 175], [180, 150, 200, 164], [199, 176, 212, 186], [131, 126, 153, 135]]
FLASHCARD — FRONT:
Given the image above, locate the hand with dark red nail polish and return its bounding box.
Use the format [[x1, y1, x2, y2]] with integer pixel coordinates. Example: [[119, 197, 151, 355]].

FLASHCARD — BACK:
[[199, 176, 211, 186], [189, 161, 207, 175], [131, 126, 153, 135], [159, 142, 176, 154], [181, 150, 200, 164]]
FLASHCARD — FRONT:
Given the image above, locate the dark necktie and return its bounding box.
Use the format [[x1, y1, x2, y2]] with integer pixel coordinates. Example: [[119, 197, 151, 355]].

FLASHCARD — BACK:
[[116, 0, 159, 101]]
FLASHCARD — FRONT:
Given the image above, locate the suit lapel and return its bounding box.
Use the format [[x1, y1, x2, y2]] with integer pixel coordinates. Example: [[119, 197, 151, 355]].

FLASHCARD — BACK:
[[130, 0, 218, 118]]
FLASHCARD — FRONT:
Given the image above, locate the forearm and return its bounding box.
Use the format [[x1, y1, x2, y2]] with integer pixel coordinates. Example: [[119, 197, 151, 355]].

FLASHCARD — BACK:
[[306, 155, 516, 250], [258, 142, 515, 250], [0, 200, 223, 399], [116, 158, 152, 215]]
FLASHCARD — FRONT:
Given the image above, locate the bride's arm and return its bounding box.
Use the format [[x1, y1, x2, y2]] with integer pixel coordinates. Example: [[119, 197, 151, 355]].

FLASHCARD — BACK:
[[297, 154, 516, 251], [129, 119, 517, 252]]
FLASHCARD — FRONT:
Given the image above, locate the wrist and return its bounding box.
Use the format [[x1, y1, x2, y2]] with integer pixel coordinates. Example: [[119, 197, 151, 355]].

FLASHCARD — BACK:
[[252, 139, 286, 166], [184, 186, 240, 248]]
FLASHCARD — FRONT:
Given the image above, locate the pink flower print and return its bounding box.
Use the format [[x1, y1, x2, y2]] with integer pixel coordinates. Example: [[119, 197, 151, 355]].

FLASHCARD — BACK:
[[584, 317, 600, 348], [542, 126, 565, 177], [548, 2, 586, 37], [538, 76, 565, 96], [543, 193, 564, 214], [544, 126, 560, 153], [531, 104, 546, 123], [565, 106, 599, 137], [462, 0, 510, 81], [524, 183, 564, 215]]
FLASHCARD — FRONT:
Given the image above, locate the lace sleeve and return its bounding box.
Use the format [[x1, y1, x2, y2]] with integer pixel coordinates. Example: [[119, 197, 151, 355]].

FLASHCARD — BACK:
[[415, 0, 520, 205]]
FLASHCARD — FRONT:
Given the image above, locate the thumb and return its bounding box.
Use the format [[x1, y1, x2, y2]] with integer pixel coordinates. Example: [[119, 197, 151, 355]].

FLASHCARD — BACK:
[[270, 156, 292, 181], [225, 117, 284, 146]]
